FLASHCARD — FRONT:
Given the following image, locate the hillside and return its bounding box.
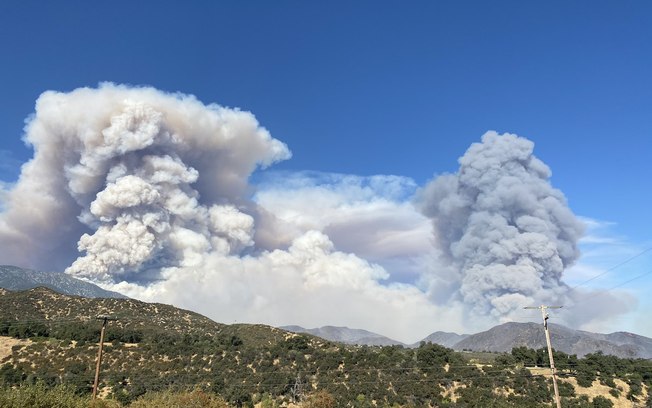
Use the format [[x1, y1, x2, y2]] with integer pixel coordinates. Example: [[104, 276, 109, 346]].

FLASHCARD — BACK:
[[0, 286, 222, 335], [1, 288, 651, 407], [0, 265, 125, 299]]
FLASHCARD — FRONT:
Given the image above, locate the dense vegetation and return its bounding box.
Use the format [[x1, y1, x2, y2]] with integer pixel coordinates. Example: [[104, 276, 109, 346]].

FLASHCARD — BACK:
[[1, 288, 651, 407]]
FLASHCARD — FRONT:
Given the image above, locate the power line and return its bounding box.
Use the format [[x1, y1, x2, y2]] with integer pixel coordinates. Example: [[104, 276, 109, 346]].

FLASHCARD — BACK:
[[552, 246, 652, 314], [5, 367, 580, 386], [567, 245, 652, 292], [562, 268, 652, 306]]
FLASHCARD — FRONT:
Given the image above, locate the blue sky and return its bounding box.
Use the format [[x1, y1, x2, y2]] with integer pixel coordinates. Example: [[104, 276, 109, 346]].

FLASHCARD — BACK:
[[0, 1, 651, 338]]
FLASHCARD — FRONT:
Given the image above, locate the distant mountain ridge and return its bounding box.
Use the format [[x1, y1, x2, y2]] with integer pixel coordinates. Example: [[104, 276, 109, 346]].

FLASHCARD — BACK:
[[0, 265, 126, 299], [283, 322, 652, 359], [415, 331, 470, 348], [280, 325, 406, 346], [454, 322, 652, 359]]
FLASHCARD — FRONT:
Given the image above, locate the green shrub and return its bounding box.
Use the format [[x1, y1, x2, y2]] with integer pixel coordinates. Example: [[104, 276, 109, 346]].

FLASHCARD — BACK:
[[592, 395, 614, 408], [129, 389, 228, 407], [0, 382, 89, 408]]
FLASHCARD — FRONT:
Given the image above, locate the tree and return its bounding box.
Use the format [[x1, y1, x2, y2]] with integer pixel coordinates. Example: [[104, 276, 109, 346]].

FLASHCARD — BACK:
[[511, 346, 537, 366], [592, 395, 614, 408]]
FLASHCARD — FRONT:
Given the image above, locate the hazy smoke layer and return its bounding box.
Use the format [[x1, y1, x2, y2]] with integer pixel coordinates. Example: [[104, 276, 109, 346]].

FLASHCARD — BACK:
[[0, 84, 289, 277], [419, 131, 585, 319]]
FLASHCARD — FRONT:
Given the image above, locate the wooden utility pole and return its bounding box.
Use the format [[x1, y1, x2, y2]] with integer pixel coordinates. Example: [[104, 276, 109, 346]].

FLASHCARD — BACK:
[[92, 315, 116, 399], [524, 305, 562, 408]]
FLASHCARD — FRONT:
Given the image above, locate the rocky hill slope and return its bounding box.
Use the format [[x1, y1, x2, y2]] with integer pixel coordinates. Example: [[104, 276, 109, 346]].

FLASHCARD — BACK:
[[0, 265, 125, 298]]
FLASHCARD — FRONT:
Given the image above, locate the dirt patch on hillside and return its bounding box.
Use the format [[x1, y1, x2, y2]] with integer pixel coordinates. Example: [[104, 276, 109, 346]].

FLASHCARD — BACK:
[[562, 377, 648, 408], [0, 335, 31, 360]]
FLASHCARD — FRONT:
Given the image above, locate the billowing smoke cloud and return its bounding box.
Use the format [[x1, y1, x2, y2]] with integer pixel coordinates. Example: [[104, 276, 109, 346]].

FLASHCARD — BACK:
[[418, 131, 586, 320], [0, 84, 289, 276]]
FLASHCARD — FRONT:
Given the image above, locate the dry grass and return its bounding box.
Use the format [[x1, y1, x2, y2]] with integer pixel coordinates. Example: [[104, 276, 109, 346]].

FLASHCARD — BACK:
[[441, 381, 465, 403], [0, 335, 30, 360], [525, 366, 650, 408], [562, 377, 642, 408]]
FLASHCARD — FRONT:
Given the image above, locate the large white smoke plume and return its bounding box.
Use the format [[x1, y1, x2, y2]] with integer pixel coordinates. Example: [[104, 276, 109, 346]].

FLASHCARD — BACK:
[[0, 84, 289, 277], [418, 132, 586, 321]]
